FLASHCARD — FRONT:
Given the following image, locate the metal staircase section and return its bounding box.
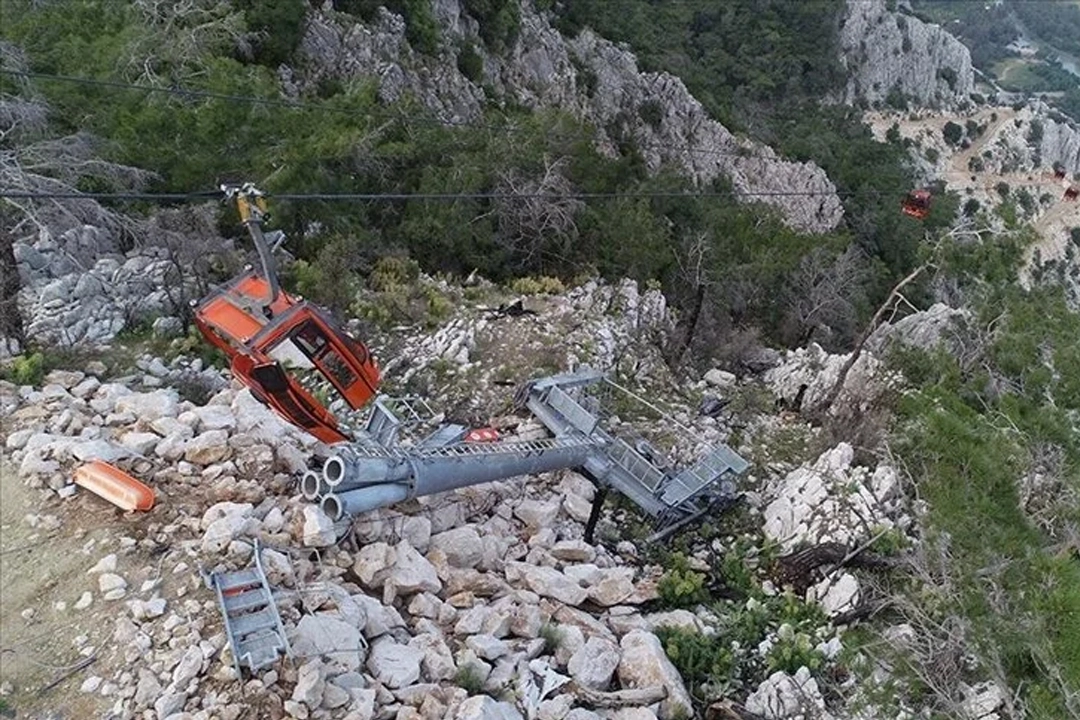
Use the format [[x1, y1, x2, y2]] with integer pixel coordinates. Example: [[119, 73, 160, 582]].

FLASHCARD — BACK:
[[211, 540, 292, 677], [524, 370, 749, 531], [659, 444, 749, 509]]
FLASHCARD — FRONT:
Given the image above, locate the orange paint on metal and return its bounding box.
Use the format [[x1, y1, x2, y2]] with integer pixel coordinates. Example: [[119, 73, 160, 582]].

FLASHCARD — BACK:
[[198, 297, 266, 344], [465, 428, 500, 443], [73, 461, 155, 511]]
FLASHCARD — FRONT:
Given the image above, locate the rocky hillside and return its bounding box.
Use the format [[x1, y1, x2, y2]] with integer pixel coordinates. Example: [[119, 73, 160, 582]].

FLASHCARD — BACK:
[[0, 276, 970, 720], [295, 1, 843, 233], [838, 0, 975, 107]]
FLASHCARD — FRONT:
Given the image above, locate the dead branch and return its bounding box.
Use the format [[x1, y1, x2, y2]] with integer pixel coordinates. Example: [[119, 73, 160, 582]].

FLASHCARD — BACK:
[[813, 264, 926, 416], [568, 682, 667, 708]]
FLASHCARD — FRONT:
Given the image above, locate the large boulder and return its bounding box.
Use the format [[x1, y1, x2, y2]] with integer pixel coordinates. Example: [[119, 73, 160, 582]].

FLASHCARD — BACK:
[[454, 696, 525, 720], [366, 637, 425, 688], [429, 526, 484, 568], [567, 636, 620, 690], [384, 540, 441, 600], [290, 615, 367, 673], [617, 631, 693, 720], [505, 562, 587, 606]]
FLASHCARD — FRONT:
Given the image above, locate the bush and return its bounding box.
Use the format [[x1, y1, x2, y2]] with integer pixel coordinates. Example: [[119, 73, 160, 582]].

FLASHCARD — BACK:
[[3, 352, 45, 386], [369, 255, 422, 292], [236, 0, 308, 67], [995, 181, 1011, 198], [638, 99, 665, 129], [510, 276, 565, 295], [457, 43, 484, 83], [657, 553, 709, 608], [453, 664, 485, 695], [943, 121, 964, 145], [539, 623, 563, 654], [1028, 119, 1044, 144], [938, 67, 958, 90], [963, 198, 981, 217], [463, 0, 520, 52], [925, 147, 940, 163]]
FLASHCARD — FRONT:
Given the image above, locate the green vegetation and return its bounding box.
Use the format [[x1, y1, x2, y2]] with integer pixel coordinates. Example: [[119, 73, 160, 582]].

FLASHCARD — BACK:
[[1, 352, 46, 386], [538, 622, 563, 654], [883, 235, 1080, 717], [656, 592, 828, 702], [1012, 0, 1080, 58], [453, 663, 486, 695], [656, 553, 709, 608]]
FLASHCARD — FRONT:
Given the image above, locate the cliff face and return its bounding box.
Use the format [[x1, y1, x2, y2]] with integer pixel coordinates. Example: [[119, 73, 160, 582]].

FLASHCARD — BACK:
[[838, 0, 974, 108], [294, 1, 844, 234]]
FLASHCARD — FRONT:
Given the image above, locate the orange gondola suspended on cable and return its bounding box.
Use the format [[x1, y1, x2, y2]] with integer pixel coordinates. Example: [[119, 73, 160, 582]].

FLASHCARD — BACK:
[[902, 189, 933, 220], [193, 184, 381, 444]]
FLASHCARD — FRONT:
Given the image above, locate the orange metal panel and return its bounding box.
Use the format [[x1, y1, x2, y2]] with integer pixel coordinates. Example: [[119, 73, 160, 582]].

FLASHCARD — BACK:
[[74, 461, 155, 511], [198, 297, 266, 344]]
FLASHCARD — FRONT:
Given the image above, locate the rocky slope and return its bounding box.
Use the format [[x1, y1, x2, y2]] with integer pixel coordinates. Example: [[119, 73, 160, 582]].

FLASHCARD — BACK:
[[293, 1, 843, 233], [0, 278, 983, 720], [838, 0, 975, 107]]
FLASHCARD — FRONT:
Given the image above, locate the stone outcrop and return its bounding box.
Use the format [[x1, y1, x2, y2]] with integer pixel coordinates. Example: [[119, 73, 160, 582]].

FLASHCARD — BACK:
[[838, 0, 974, 107], [295, 1, 843, 233]]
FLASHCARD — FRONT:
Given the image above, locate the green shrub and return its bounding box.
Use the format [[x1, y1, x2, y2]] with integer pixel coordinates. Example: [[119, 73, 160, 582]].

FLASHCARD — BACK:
[[453, 663, 485, 695], [509, 276, 565, 295], [655, 626, 736, 696], [457, 43, 484, 83], [539, 623, 563, 654], [369, 255, 422, 292], [463, 0, 521, 51], [4, 352, 45, 386], [942, 121, 964, 145], [638, 99, 665, 129], [236, 0, 308, 67], [938, 67, 958, 90], [657, 553, 709, 608], [765, 625, 825, 674]]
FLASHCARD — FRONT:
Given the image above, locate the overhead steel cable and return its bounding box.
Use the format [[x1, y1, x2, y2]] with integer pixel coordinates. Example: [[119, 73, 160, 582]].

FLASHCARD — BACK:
[[0, 68, 791, 163], [0, 189, 847, 202]]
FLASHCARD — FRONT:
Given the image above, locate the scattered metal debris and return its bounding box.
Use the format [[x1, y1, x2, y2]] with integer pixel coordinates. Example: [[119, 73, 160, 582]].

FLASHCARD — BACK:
[[209, 540, 292, 677]]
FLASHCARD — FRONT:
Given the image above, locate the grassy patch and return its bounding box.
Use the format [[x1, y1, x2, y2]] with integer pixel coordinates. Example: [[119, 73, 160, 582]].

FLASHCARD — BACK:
[[889, 283, 1080, 717]]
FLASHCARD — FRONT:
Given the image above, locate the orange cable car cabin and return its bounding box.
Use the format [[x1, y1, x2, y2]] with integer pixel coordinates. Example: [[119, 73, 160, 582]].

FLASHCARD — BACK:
[[902, 189, 932, 220], [194, 185, 380, 444]]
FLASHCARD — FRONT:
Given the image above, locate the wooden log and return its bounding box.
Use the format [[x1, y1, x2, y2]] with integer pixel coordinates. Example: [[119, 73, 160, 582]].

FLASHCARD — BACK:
[[569, 682, 667, 708]]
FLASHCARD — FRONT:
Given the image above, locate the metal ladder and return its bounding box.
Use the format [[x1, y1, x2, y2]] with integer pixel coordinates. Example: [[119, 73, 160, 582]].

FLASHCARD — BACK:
[[211, 540, 293, 677]]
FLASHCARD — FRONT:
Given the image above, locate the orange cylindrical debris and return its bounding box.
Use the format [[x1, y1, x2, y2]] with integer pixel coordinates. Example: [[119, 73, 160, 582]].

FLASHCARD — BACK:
[[73, 460, 155, 512]]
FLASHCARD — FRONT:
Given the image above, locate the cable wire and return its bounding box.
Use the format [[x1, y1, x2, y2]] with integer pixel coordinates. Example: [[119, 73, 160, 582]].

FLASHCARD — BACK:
[[0, 189, 845, 202]]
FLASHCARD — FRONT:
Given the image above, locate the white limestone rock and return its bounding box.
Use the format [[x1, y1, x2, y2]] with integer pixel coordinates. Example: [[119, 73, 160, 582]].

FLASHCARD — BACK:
[[366, 637, 425, 689], [290, 614, 366, 673], [567, 636, 620, 690], [384, 540, 442, 600], [429, 526, 484, 568], [505, 562, 587, 606], [744, 667, 827, 720], [617, 631, 693, 720], [302, 505, 337, 547]]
